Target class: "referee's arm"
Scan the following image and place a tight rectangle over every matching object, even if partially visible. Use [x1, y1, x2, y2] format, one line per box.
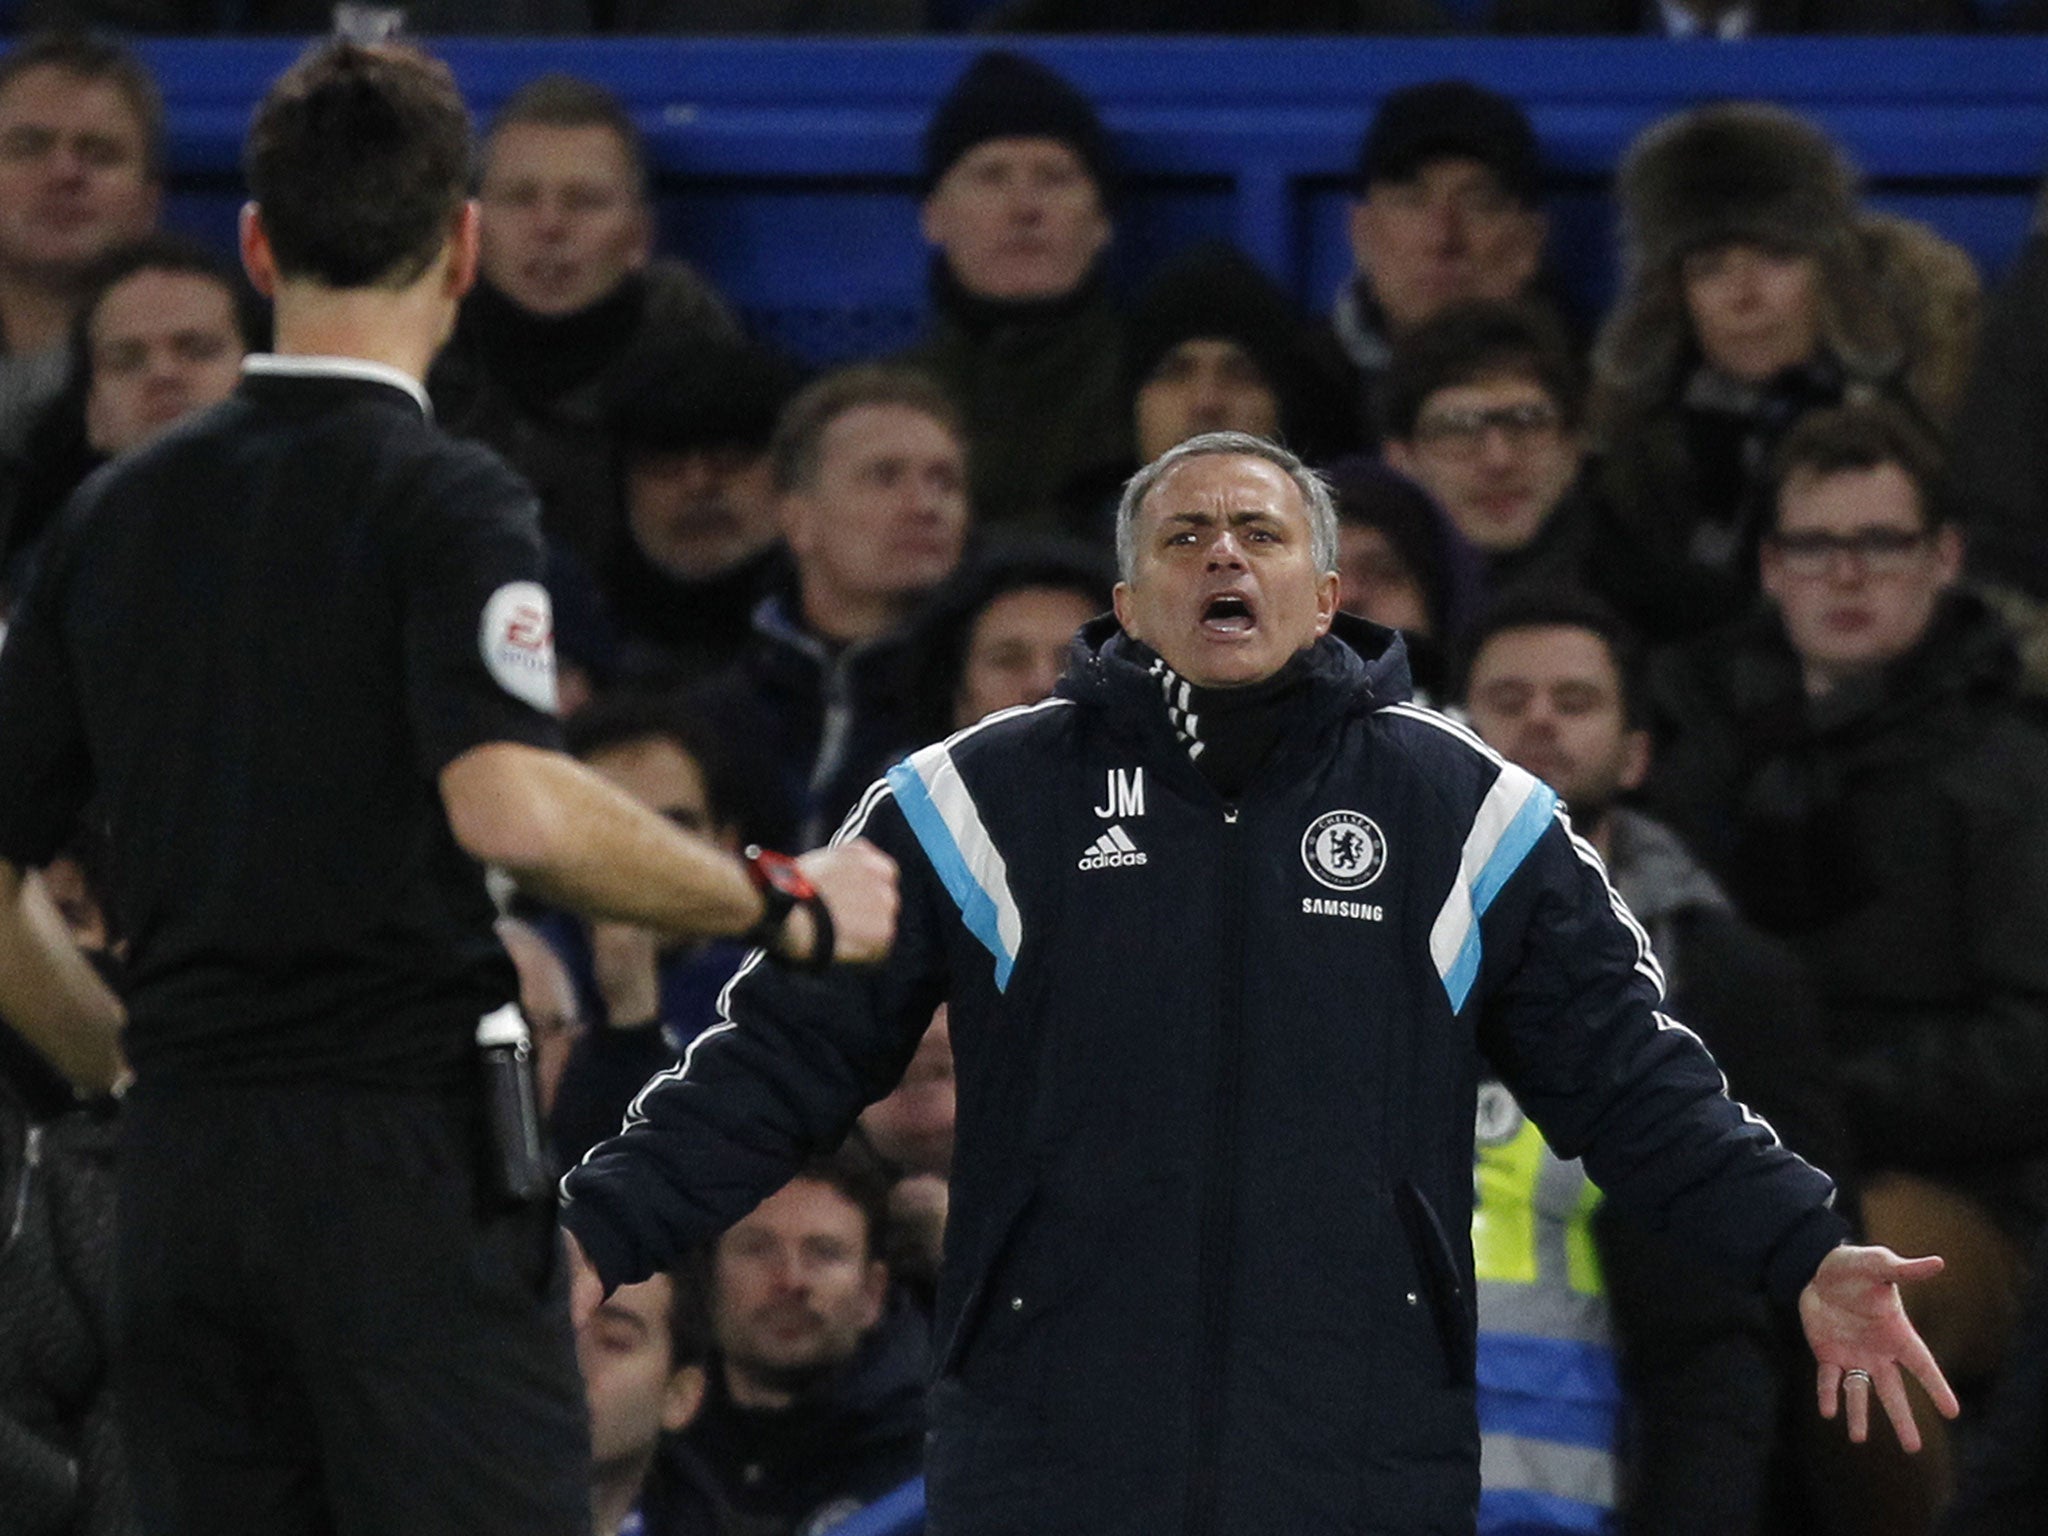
[0, 861, 126, 1094]
[439, 740, 898, 967]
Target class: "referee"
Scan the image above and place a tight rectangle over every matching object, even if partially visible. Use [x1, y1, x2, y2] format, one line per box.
[0, 42, 896, 1536]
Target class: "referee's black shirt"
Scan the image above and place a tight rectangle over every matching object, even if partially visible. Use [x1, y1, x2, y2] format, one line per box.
[0, 358, 564, 1090]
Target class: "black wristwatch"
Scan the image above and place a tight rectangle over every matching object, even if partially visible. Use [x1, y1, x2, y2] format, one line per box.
[739, 845, 835, 972]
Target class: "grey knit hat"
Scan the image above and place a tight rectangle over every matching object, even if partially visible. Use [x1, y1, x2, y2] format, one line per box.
[1617, 102, 1860, 278]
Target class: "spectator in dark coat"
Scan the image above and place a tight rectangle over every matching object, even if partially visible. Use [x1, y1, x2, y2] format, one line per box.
[0, 235, 260, 599]
[579, 1256, 730, 1536]
[1333, 81, 1564, 449]
[688, 366, 970, 851]
[1592, 103, 1979, 638]
[431, 75, 744, 575]
[894, 52, 1126, 537]
[687, 1150, 928, 1536]
[1379, 300, 1679, 643]
[1461, 585, 1849, 1536]
[1949, 183, 2048, 601]
[603, 338, 803, 688]
[1646, 403, 2048, 1517]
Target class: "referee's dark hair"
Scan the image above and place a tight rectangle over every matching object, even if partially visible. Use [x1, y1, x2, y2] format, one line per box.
[244, 42, 472, 290]
[0, 32, 165, 180]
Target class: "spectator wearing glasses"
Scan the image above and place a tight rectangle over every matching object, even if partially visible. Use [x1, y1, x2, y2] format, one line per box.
[1646, 402, 2048, 1518]
[1380, 300, 1659, 642]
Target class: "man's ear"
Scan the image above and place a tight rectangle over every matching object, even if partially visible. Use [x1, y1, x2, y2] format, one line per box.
[1312, 570, 1339, 640]
[446, 200, 481, 301]
[1111, 581, 1135, 636]
[1618, 727, 1652, 795]
[238, 203, 278, 299]
[662, 1363, 707, 1434]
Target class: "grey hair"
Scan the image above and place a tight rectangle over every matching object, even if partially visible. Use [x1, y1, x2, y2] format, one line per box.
[1113, 431, 1339, 584]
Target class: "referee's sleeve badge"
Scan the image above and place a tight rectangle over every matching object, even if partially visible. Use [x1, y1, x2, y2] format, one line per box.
[479, 581, 560, 715]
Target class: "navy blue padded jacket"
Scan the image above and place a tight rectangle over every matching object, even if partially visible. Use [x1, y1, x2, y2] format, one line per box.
[564, 614, 1846, 1536]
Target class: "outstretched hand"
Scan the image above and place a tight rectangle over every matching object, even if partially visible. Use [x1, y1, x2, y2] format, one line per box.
[1800, 1244, 1960, 1451]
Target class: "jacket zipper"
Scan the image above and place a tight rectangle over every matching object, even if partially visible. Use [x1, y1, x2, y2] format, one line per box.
[1186, 802, 1245, 1536]
[803, 655, 855, 850]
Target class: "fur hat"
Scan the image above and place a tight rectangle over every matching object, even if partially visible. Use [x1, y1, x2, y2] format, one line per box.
[922, 51, 1114, 200]
[1618, 102, 1860, 279]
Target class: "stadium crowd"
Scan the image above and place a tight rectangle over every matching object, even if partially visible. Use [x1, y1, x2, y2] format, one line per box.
[2, 21, 2048, 1536]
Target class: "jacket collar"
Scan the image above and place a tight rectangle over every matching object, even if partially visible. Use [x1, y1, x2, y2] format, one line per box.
[1058, 611, 1411, 764]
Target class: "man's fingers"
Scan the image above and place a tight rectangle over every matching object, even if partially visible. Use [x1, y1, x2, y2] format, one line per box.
[1845, 1370, 1871, 1444]
[1903, 1340, 1963, 1421]
[1816, 1362, 1842, 1421]
[1882, 1252, 1946, 1285]
[1874, 1367, 1923, 1454]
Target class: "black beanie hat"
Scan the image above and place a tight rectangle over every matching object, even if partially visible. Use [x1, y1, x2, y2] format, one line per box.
[607, 339, 804, 458]
[1127, 242, 1356, 460]
[922, 50, 1114, 199]
[1357, 80, 1542, 207]
[1128, 243, 1304, 403]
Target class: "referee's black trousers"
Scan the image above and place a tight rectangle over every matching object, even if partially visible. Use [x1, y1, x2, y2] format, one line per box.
[113, 1081, 591, 1536]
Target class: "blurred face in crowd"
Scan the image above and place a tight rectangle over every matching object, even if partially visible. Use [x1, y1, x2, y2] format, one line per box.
[922, 137, 1110, 303]
[0, 65, 157, 282]
[1134, 339, 1281, 464]
[84, 267, 246, 456]
[713, 1177, 886, 1403]
[859, 1008, 956, 1176]
[783, 402, 969, 642]
[1464, 623, 1649, 828]
[952, 585, 1097, 729]
[584, 733, 726, 848]
[1336, 522, 1431, 635]
[1384, 371, 1581, 553]
[1115, 453, 1337, 689]
[1761, 461, 1962, 695]
[1350, 159, 1545, 335]
[626, 444, 780, 582]
[582, 732, 734, 988]
[578, 1273, 704, 1474]
[1681, 242, 1821, 384]
[479, 122, 650, 317]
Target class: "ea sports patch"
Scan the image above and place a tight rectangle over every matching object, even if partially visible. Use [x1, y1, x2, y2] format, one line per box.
[479, 581, 559, 715]
[1301, 809, 1388, 892]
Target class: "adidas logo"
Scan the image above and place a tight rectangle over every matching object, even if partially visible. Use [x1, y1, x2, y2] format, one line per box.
[1079, 824, 1148, 871]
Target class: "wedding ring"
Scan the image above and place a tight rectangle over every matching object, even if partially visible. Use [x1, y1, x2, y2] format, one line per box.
[1844, 1369, 1874, 1389]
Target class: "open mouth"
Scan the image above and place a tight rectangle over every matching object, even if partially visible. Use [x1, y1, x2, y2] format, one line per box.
[1202, 593, 1256, 635]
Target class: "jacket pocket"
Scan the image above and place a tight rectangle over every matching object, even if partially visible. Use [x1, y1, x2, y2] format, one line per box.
[1395, 1178, 1475, 1386]
[937, 1184, 1041, 1381]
